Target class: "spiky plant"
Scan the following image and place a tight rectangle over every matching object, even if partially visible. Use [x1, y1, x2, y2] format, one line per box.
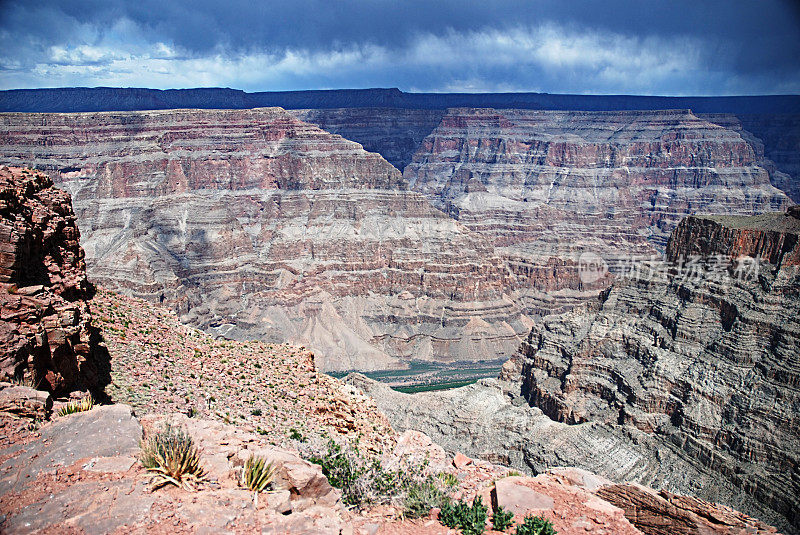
[139, 423, 206, 491]
[241, 454, 276, 493]
[57, 395, 94, 416]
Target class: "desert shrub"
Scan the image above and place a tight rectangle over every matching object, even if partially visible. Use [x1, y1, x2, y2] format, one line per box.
[140, 423, 206, 491]
[402, 475, 449, 518]
[492, 505, 515, 531]
[439, 496, 487, 535]
[288, 427, 305, 442]
[304, 437, 451, 514]
[57, 395, 94, 416]
[515, 514, 556, 535]
[240, 454, 275, 492]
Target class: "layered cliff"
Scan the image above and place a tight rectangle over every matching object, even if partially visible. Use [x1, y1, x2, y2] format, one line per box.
[405, 108, 791, 313]
[0, 108, 531, 370]
[513, 210, 800, 530]
[0, 166, 108, 394]
[349, 211, 800, 533]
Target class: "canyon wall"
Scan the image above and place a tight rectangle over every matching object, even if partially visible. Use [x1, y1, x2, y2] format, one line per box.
[404, 108, 791, 314]
[0, 166, 108, 394]
[349, 210, 800, 533]
[0, 108, 531, 371]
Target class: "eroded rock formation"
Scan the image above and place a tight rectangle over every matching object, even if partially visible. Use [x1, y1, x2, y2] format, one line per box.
[405, 108, 791, 314]
[348, 211, 800, 533]
[0, 166, 108, 394]
[0, 109, 531, 370]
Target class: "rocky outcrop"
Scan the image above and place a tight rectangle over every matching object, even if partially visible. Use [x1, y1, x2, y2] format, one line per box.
[0, 109, 531, 370]
[0, 405, 352, 534]
[511, 212, 799, 531]
[595, 483, 778, 535]
[290, 108, 445, 170]
[666, 211, 800, 265]
[405, 108, 791, 313]
[0, 166, 108, 394]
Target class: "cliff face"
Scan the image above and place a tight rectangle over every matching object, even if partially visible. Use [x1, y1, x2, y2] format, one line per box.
[701, 113, 800, 204]
[349, 211, 800, 533]
[405, 108, 791, 313]
[0, 166, 108, 394]
[0, 109, 531, 371]
[513, 211, 800, 531]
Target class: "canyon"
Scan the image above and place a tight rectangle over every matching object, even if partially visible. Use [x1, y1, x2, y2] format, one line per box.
[1, 103, 795, 371]
[0, 108, 532, 371]
[349, 209, 800, 533]
[0, 83, 797, 533]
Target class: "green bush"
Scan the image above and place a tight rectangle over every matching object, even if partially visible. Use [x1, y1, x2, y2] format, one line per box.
[492, 505, 515, 531]
[403, 475, 449, 518]
[515, 514, 556, 535]
[305, 438, 450, 514]
[439, 496, 487, 535]
[57, 395, 94, 416]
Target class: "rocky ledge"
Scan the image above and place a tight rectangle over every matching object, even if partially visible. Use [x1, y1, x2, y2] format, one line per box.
[0, 396, 777, 534]
[0, 166, 108, 394]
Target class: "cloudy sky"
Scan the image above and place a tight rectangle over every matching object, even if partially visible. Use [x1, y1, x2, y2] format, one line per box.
[1, 0, 799, 95]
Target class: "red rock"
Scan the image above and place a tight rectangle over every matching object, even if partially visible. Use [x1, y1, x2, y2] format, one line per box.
[0, 166, 108, 394]
[596, 483, 778, 535]
[493, 476, 555, 517]
[453, 452, 472, 469]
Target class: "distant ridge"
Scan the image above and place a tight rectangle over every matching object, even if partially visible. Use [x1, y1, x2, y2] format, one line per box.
[1, 86, 799, 114]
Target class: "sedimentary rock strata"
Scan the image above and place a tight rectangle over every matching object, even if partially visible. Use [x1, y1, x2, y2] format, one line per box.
[0, 108, 531, 370]
[349, 211, 800, 533]
[405, 108, 791, 313]
[0, 166, 108, 394]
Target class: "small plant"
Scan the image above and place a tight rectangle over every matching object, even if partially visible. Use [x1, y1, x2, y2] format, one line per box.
[515, 514, 556, 535]
[139, 423, 206, 491]
[439, 496, 487, 535]
[288, 428, 305, 442]
[438, 472, 459, 488]
[10, 371, 41, 389]
[57, 395, 94, 416]
[508, 470, 523, 477]
[251, 408, 262, 416]
[240, 454, 276, 492]
[492, 505, 515, 531]
[402, 475, 449, 518]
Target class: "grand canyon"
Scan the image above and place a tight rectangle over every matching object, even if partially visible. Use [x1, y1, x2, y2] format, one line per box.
[1, 84, 798, 534]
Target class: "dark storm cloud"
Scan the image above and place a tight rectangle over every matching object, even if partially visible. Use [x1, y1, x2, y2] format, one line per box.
[1, 0, 798, 94]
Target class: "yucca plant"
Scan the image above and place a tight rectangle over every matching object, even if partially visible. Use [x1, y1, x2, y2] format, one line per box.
[241, 454, 276, 493]
[57, 395, 94, 416]
[139, 423, 206, 491]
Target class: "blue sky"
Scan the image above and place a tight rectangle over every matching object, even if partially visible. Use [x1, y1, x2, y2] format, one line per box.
[1, 0, 799, 95]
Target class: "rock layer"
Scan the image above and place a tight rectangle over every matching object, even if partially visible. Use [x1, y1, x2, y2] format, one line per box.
[348, 212, 800, 533]
[511, 211, 800, 531]
[405, 108, 791, 313]
[0, 109, 531, 370]
[0, 166, 108, 393]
